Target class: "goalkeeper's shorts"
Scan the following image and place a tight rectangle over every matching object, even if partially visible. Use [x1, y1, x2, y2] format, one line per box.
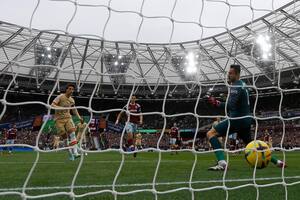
[214, 117, 252, 143]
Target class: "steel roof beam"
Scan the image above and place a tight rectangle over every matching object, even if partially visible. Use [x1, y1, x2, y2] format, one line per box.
[164, 47, 186, 80]
[0, 27, 24, 48]
[213, 37, 252, 76]
[197, 42, 226, 74]
[77, 39, 90, 84]
[1, 32, 42, 73]
[147, 46, 166, 80]
[261, 18, 300, 47]
[50, 34, 60, 46]
[280, 9, 300, 25]
[100, 40, 104, 84]
[53, 37, 75, 80]
[115, 42, 120, 55]
[131, 44, 145, 81]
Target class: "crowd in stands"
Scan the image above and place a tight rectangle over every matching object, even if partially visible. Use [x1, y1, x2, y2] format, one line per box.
[0, 93, 299, 151]
[0, 118, 299, 151]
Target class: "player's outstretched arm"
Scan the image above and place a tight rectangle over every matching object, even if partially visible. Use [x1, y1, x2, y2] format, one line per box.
[115, 111, 124, 125]
[139, 110, 143, 125]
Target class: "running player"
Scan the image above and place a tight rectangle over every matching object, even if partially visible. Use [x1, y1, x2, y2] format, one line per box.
[115, 95, 143, 157]
[51, 83, 82, 160]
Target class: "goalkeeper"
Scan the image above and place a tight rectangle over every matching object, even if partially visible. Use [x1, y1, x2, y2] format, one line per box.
[206, 64, 286, 170]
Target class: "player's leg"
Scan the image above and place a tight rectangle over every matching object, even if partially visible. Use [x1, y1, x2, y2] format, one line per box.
[239, 126, 287, 168]
[206, 120, 232, 170]
[76, 131, 83, 143]
[66, 120, 77, 146]
[132, 124, 138, 157]
[169, 138, 176, 154]
[6, 139, 13, 154]
[53, 136, 60, 150]
[264, 140, 286, 167]
[56, 119, 77, 160]
[66, 119, 80, 157]
[125, 122, 134, 152]
[175, 138, 181, 154]
[81, 133, 88, 155]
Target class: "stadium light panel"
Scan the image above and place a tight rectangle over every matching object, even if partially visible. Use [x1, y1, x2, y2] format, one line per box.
[256, 34, 272, 60]
[185, 51, 197, 74]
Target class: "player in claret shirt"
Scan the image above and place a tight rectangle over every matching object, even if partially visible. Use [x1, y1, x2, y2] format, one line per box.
[6, 124, 17, 154]
[115, 95, 143, 157]
[169, 123, 180, 154]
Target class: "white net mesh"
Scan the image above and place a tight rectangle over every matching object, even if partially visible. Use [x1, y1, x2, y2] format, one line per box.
[0, 0, 300, 199]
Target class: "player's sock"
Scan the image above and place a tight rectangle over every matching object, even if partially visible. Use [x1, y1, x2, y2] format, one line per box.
[69, 132, 77, 145]
[66, 139, 74, 160]
[270, 156, 287, 168]
[209, 136, 225, 161]
[271, 156, 278, 165]
[73, 146, 79, 156]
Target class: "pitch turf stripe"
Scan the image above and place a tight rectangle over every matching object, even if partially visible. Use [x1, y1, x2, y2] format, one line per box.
[1, 176, 300, 191]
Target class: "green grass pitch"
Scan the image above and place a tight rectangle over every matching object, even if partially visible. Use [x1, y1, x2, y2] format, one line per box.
[0, 150, 299, 200]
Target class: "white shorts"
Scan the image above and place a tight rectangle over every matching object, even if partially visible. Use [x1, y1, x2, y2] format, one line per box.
[6, 139, 15, 144]
[169, 138, 176, 145]
[125, 122, 137, 133]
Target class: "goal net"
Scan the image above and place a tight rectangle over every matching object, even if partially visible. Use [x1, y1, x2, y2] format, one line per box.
[0, 0, 299, 199]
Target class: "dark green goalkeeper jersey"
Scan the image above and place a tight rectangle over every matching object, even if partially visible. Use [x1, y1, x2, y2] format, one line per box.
[214, 79, 252, 142]
[220, 80, 250, 118]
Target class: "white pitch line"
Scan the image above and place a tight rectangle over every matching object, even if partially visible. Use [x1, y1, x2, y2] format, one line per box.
[1, 176, 300, 192]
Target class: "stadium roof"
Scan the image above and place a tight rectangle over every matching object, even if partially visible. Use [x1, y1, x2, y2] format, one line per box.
[0, 1, 299, 95]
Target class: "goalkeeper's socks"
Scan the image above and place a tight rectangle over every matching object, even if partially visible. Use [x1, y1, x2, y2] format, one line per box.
[271, 156, 278, 165]
[209, 136, 225, 161]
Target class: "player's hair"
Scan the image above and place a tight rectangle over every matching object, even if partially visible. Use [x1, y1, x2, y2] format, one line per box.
[65, 83, 75, 91]
[230, 64, 241, 75]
